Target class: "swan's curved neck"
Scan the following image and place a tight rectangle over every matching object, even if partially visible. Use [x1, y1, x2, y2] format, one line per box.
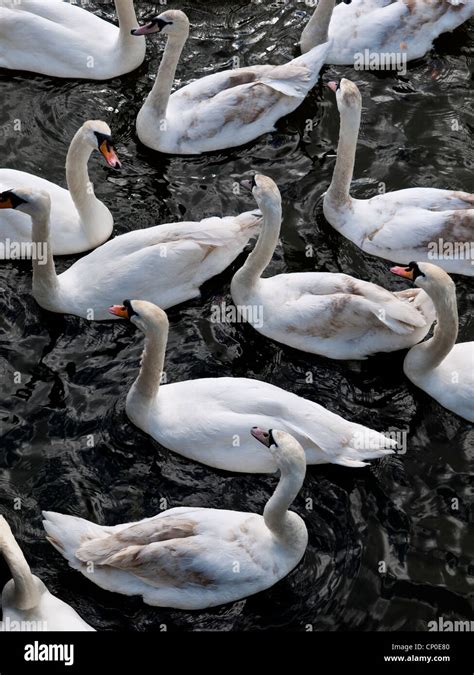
[128, 318, 168, 417]
[264, 467, 303, 539]
[65, 130, 102, 239]
[30, 208, 60, 307]
[233, 197, 281, 290]
[406, 282, 458, 373]
[326, 104, 360, 206]
[1, 528, 40, 610]
[146, 31, 189, 120]
[115, 0, 141, 47]
[301, 0, 335, 49]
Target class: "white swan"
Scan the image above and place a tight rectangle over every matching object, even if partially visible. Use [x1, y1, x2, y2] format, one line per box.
[108, 298, 396, 470]
[0, 187, 262, 319]
[0, 515, 94, 631]
[130, 9, 331, 154]
[43, 429, 308, 610]
[391, 262, 474, 422]
[300, 0, 474, 62]
[0, 121, 120, 257]
[323, 79, 474, 276]
[231, 174, 436, 359]
[0, 0, 145, 79]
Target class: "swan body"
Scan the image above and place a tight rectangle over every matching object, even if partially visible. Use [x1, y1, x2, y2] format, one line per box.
[131, 10, 331, 154]
[392, 262, 474, 422]
[43, 429, 308, 610]
[301, 0, 474, 62]
[109, 299, 396, 471]
[0, 516, 94, 631]
[231, 175, 436, 359]
[0, 0, 145, 79]
[323, 79, 474, 276]
[0, 121, 120, 257]
[0, 188, 261, 319]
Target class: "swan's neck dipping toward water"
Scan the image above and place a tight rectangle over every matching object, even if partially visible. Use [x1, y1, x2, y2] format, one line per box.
[30, 201, 60, 308]
[405, 279, 458, 374]
[0, 520, 40, 611]
[145, 29, 189, 121]
[301, 0, 335, 52]
[115, 0, 141, 48]
[127, 312, 168, 423]
[326, 98, 361, 207]
[232, 193, 282, 292]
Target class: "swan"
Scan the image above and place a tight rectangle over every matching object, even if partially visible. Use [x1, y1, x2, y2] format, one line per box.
[0, 515, 94, 631]
[42, 429, 308, 610]
[0, 121, 121, 258]
[0, 0, 145, 79]
[391, 262, 474, 422]
[130, 9, 331, 154]
[0, 187, 262, 319]
[300, 0, 474, 62]
[231, 174, 436, 359]
[108, 298, 396, 470]
[323, 79, 474, 276]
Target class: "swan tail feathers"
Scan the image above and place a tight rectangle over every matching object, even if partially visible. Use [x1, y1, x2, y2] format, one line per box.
[42, 511, 106, 567]
[261, 41, 331, 97]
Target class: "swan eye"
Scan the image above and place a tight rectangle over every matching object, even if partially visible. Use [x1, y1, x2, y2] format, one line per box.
[268, 430, 278, 448]
[251, 176, 257, 189]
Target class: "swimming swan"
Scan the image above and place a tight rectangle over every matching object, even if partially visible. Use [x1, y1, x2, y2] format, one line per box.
[0, 0, 145, 79]
[300, 0, 474, 63]
[391, 262, 474, 422]
[231, 174, 436, 359]
[108, 298, 396, 470]
[43, 429, 308, 610]
[131, 9, 331, 154]
[0, 515, 94, 631]
[323, 79, 474, 276]
[0, 187, 262, 319]
[0, 121, 120, 257]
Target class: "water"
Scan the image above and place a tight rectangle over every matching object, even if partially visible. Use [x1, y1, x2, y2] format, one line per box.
[0, 0, 472, 631]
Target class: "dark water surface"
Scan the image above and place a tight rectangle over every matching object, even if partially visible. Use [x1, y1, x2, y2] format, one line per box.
[0, 1, 473, 631]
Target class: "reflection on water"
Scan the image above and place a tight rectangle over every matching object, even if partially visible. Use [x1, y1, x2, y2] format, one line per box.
[0, 1, 472, 630]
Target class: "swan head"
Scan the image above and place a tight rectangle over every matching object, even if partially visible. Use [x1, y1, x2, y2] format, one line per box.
[327, 78, 362, 116]
[80, 120, 121, 169]
[0, 188, 51, 218]
[391, 262, 456, 296]
[242, 174, 281, 213]
[251, 427, 306, 476]
[109, 299, 169, 332]
[131, 10, 190, 38]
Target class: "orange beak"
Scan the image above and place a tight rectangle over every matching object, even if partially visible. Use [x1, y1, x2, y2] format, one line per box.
[109, 304, 129, 319]
[391, 266, 414, 280]
[0, 196, 14, 209]
[99, 140, 121, 169]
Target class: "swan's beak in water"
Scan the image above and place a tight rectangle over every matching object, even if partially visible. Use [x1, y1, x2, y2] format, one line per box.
[109, 304, 129, 319]
[251, 427, 276, 448]
[326, 81, 339, 93]
[99, 140, 121, 169]
[391, 266, 414, 280]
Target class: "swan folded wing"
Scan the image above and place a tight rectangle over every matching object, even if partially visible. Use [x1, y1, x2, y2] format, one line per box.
[281, 291, 424, 338]
[75, 516, 199, 565]
[171, 82, 288, 142]
[76, 523, 260, 589]
[358, 200, 474, 252]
